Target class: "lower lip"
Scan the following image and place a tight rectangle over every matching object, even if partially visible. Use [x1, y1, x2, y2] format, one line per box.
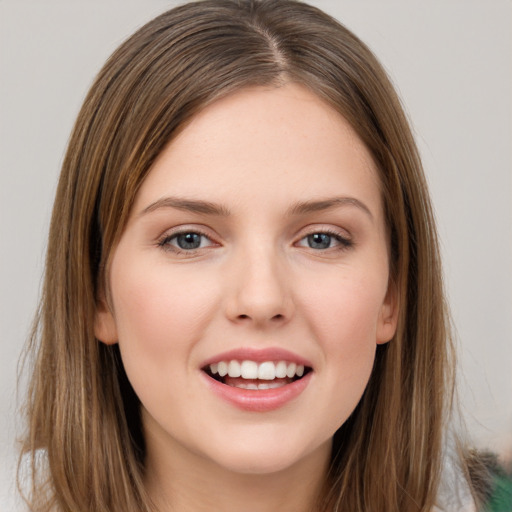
[201, 372, 312, 412]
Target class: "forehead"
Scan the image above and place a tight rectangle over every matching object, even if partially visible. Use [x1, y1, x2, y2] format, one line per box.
[132, 83, 382, 219]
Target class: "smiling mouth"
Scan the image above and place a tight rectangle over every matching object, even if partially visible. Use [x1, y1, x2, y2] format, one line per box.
[203, 360, 312, 390]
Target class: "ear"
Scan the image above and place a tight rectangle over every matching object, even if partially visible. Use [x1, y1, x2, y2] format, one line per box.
[94, 295, 118, 345]
[376, 280, 399, 345]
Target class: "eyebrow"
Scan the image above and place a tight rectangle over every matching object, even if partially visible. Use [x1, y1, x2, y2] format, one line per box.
[140, 197, 231, 217]
[287, 197, 374, 221]
[139, 195, 373, 220]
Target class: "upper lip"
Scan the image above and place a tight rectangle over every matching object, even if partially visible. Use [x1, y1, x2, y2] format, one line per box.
[200, 347, 313, 369]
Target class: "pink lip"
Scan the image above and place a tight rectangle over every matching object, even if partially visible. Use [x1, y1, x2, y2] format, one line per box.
[200, 347, 313, 367]
[200, 347, 313, 412]
[201, 371, 312, 412]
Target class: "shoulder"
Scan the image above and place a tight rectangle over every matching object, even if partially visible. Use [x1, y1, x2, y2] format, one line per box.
[472, 452, 512, 512]
[486, 472, 512, 511]
[434, 430, 497, 512]
[437, 447, 512, 512]
[434, 444, 477, 512]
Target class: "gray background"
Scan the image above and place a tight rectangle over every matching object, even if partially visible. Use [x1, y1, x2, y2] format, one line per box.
[1, 1, 511, 509]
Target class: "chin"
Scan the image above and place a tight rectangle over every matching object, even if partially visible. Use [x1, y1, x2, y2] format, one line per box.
[214, 455, 302, 476]
[202, 434, 329, 477]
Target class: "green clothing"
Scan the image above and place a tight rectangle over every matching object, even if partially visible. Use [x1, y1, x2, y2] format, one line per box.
[484, 472, 512, 512]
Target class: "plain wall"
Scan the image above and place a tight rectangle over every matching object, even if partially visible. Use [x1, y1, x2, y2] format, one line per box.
[1, 1, 511, 509]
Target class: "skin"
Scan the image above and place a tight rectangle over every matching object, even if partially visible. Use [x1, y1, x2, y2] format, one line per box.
[95, 83, 398, 512]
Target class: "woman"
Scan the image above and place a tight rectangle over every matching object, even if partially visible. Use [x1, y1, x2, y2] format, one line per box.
[18, 1, 500, 510]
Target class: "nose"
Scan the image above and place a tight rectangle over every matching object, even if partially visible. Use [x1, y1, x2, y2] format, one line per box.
[224, 245, 294, 327]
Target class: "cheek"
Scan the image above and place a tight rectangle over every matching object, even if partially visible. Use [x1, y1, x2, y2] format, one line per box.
[110, 258, 220, 362]
[296, 267, 387, 405]
[108, 258, 224, 419]
[301, 270, 387, 346]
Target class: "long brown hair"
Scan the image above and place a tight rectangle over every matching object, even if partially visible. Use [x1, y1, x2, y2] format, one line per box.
[20, 1, 459, 510]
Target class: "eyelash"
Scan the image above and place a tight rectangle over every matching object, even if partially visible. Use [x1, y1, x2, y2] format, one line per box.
[298, 229, 353, 251]
[157, 228, 353, 255]
[157, 228, 215, 255]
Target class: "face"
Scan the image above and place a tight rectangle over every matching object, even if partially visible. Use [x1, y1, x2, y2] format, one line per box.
[95, 83, 398, 479]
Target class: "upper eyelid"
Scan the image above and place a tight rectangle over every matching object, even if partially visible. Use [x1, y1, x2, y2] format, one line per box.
[157, 225, 216, 240]
[295, 224, 352, 239]
[162, 230, 213, 243]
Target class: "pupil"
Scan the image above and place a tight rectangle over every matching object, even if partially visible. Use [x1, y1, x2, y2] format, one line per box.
[177, 233, 201, 249]
[308, 233, 331, 249]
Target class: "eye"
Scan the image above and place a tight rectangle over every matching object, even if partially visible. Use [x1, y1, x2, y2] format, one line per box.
[158, 230, 215, 253]
[296, 231, 352, 250]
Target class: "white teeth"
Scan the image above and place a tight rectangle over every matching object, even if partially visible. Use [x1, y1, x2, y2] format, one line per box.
[208, 360, 307, 380]
[217, 361, 228, 377]
[231, 381, 287, 390]
[240, 360, 258, 379]
[228, 360, 241, 378]
[255, 381, 285, 390]
[286, 362, 297, 378]
[275, 361, 288, 378]
[258, 361, 276, 380]
[261, 381, 284, 389]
